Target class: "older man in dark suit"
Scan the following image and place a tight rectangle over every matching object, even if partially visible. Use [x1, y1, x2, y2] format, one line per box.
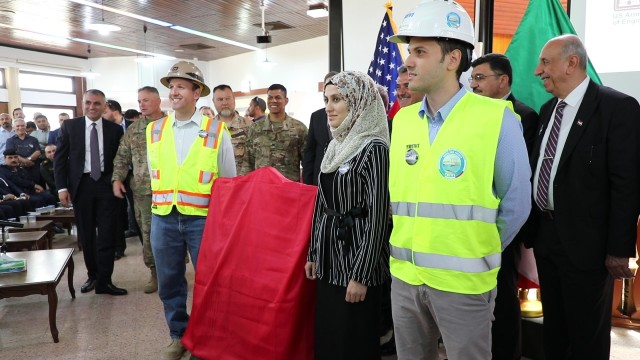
[528, 34, 640, 359]
[54, 89, 126, 296]
[470, 53, 540, 360]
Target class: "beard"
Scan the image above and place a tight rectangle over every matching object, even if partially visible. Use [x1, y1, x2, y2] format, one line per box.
[220, 109, 233, 117]
[1, 123, 10, 130]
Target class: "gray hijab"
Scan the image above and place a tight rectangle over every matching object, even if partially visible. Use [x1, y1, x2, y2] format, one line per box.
[320, 71, 390, 174]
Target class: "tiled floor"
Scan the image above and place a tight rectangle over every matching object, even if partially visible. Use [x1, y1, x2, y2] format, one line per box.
[1, 232, 639, 360]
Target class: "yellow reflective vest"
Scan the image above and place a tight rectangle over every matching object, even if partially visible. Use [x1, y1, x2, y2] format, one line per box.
[389, 92, 511, 294]
[146, 113, 227, 216]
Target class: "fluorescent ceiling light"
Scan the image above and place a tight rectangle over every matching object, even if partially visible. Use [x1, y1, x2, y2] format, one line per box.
[170, 26, 260, 51]
[87, 23, 121, 35]
[69, 0, 258, 51]
[72, 38, 176, 60]
[307, 3, 328, 18]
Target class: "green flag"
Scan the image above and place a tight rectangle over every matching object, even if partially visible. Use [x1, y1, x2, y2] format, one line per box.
[505, 0, 601, 112]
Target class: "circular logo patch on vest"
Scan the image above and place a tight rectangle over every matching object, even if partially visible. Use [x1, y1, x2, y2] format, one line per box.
[446, 12, 461, 29]
[439, 149, 466, 179]
[405, 149, 419, 165]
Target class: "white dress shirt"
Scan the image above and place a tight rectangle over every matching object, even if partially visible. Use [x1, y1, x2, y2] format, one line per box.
[84, 117, 105, 173]
[533, 76, 590, 210]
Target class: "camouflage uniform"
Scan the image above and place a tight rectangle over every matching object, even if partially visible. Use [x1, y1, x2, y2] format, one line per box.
[240, 114, 308, 181]
[214, 112, 252, 174]
[112, 113, 165, 270]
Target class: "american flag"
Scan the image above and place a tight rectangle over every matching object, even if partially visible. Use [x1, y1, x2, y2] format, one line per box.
[367, 4, 403, 116]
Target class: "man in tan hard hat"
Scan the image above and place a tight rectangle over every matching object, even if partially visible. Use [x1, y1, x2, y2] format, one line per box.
[388, 1, 531, 359]
[146, 61, 236, 360]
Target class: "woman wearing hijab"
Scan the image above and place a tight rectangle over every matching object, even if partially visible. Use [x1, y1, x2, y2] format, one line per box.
[305, 71, 390, 359]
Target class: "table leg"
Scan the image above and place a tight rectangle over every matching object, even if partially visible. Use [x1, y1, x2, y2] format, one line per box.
[68, 256, 76, 299]
[47, 285, 59, 343]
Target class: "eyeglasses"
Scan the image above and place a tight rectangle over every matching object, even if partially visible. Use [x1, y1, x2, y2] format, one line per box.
[468, 73, 504, 82]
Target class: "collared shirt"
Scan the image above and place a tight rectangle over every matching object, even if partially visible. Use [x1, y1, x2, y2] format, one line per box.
[533, 76, 590, 210]
[170, 109, 236, 177]
[0, 128, 14, 165]
[6, 134, 41, 159]
[418, 85, 531, 249]
[32, 129, 49, 148]
[84, 116, 105, 173]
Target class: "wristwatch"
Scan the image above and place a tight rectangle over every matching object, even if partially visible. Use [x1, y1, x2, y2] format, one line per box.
[27, 156, 32, 161]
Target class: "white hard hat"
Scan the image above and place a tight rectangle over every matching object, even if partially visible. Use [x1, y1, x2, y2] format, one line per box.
[160, 61, 211, 97]
[390, 0, 475, 48]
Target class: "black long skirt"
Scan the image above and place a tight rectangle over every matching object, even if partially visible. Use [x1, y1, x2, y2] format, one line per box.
[315, 278, 381, 360]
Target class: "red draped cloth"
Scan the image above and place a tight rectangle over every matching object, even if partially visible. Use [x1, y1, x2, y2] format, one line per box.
[182, 167, 317, 360]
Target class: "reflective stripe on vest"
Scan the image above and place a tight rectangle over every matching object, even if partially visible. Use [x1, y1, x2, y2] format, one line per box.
[177, 190, 210, 208]
[391, 201, 498, 223]
[152, 191, 173, 205]
[199, 171, 214, 184]
[202, 119, 223, 149]
[150, 118, 167, 143]
[390, 244, 501, 273]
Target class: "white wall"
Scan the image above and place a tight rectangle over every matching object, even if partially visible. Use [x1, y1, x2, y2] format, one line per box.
[343, 0, 419, 72]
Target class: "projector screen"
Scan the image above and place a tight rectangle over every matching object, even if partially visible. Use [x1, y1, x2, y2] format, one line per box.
[573, 0, 640, 100]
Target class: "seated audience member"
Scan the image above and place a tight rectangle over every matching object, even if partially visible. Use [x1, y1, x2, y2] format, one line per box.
[0, 149, 56, 209]
[40, 144, 58, 198]
[0, 175, 34, 216]
[6, 119, 42, 184]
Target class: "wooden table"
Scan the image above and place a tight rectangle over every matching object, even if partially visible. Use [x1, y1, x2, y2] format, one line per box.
[37, 210, 78, 249]
[8, 220, 54, 249]
[0, 248, 75, 343]
[2, 231, 49, 251]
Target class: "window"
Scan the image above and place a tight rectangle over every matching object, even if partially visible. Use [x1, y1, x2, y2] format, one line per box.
[21, 105, 75, 131]
[0, 68, 5, 88]
[18, 71, 74, 93]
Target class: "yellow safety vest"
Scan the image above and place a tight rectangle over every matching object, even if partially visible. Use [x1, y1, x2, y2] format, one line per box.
[146, 114, 226, 216]
[389, 92, 510, 294]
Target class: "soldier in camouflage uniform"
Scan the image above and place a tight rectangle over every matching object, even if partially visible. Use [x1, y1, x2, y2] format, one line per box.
[212, 85, 253, 174]
[112, 86, 165, 294]
[240, 83, 308, 181]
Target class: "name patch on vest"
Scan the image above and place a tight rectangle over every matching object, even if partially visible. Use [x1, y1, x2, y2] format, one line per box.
[439, 149, 466, 179]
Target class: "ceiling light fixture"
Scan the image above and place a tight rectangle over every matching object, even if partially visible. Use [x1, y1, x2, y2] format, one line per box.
[0, 22, 175, 60]
[80, 45, 100, 78]
[87, 0, 121, 35]
[69, 0, 259, 51]
[307, 3, 328, 18]
[134, 24, 155, 63]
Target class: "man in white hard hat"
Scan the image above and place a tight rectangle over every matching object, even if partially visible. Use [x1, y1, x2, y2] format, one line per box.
[146, 61, 235, 360]
[388, 1, 531, 359]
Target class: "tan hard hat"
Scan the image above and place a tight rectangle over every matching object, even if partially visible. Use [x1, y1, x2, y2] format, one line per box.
[160, 61, 211, 97]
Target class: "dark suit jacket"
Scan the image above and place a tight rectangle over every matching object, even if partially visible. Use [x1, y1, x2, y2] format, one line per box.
[302, 108, 331, 185]
[48, 129, 60, 146]
[54, 116, 124, 202]
[526, 80, 640, 269]
[507, 93, 540, 155]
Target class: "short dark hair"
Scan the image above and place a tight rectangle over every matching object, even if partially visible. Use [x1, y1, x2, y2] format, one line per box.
[12, 108, 22, 116]
[26, 121, 37, 130]
[435, 38, 473, 79]
[85, 89, 106, 100]
[471, 53, 513, 86]
[268, 83, 287, 97]
[138, 86, 159, 95]
[251, 97, 267, 112]
[398, 65, 408, 74]
[212, 84, 233, 93]
[106, 99, 122, 113]
[124, 109, 140, 120]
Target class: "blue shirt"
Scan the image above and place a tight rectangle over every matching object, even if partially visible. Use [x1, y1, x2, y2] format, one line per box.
[419, 86, 531, 249]
[0, 128, 15, 165]
[6, 134, 42, 159]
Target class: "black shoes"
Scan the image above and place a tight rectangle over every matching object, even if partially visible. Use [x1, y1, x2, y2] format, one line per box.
[114, 251, 125, 260]
[80, 278, 96, 293]
[95, 283, 128, 296]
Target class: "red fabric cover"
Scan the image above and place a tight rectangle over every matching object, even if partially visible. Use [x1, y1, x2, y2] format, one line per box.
[182, 167, 317, 360]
